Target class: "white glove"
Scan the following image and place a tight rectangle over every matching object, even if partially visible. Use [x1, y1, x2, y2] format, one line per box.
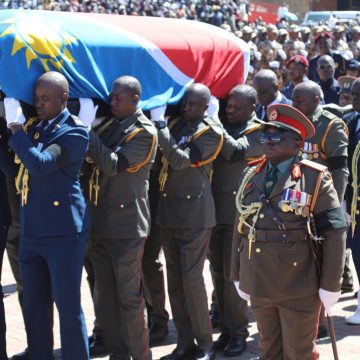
[207, 95, 219, 121]
[233, 281, 250, 302]
[319, 288, 341, 316]
[4, 98, 26, 127]
[150, 105, 167, 123]
[78, 98, 98, 127]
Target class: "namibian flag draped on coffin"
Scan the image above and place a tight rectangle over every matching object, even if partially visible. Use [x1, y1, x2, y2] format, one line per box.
[0, 10, 250, 110]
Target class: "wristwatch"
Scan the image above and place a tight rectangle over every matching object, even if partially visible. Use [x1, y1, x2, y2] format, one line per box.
[155, 120, 167, 130]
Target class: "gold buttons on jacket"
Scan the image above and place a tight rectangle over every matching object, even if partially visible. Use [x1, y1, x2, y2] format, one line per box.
[187, 195, 191, 199]
[120, 204, 124, 208]
[357, 210, 360, 215]
[255, 248, 261, 253]
[259, 214, 264, 219]
[233, 191, 237, 195]
[53, 201, 59, 206]
[163, 193, 167, 197]
[358, 196, 360, 200]
[293, 262, 298, 267]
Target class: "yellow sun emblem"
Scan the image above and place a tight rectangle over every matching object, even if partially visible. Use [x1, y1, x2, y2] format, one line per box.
[0, 13, 77, 71]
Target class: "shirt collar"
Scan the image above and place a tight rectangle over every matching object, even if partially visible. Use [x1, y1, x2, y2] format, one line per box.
[38, 108, 67, 128]
[269, 156, 295, 176]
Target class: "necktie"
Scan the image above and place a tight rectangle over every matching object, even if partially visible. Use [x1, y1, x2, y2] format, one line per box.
[265, 165, 278, 197]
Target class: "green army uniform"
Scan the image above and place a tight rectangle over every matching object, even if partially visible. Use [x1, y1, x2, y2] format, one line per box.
[85, 108, 157, 360]
[156, 115, 223, 353]
[299, 105, 349, 201]
[209, 113, 263, 342]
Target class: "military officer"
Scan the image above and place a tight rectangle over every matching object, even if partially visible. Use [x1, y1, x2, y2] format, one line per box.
[84, 76, 157, 360]
[209, 85, 263, 357]
[231, 103, 347, 359]
[2, 72, 90, 360]
[292, 81, 349, 201]
[309, 32, 348, 82]
[154, 83, 223, 360]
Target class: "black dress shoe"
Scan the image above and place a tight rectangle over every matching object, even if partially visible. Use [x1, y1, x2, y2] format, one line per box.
[89, 335, 109, 358]
[10, 349, 29, 360]
[213, 333, 230, 350]
[149, 323, 169, 346]
[195, 349, 215, 360]
[160, 346, 197, 360]
[223, 337, 247, 357]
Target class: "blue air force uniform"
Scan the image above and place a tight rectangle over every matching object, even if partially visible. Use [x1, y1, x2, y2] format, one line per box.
[2, 109, 90, 360]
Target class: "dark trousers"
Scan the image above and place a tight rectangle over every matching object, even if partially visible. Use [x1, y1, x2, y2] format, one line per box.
[84, 253, 103, 338]
[208, 224, 249, 339]
[348, 224, 360, 283]
[20, 233, 89, 360]
[251, 295, 320, 360]
[161, 227, 213, 352]
[6, 225, 22, 306]
[142, 222, 169, 328]
[87, 236, 150, 360]
[0, 225, 8, 360]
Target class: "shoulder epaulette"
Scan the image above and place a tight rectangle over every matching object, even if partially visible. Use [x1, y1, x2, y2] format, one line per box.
[321, 109, 339, 121]
[300, 159, 328, 172]
[243, 123, 261, 136]
[203, 117, 223, 136]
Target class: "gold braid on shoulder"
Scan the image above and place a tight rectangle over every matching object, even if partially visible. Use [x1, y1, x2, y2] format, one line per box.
[351, 142, 360, 235]
[15, 117, 38, 206]
[235, 165, 263, 259]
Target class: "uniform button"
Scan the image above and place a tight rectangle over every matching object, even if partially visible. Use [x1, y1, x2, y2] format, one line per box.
[187, 195, 191, 199]
[163, 193, 167, 197]
[233, 191, 237, 195]
[256, 248, 261, 253]
[358, 196, 360, 200]
[259, 213, 264, 219]
[357, 210, 360, 215]
[120, 204, 124, 208]
[293, 262, 298, 267]
[53, 201, 59, 206]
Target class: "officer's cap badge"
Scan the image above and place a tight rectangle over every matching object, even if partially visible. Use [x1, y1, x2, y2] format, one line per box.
[269, 109, 278, 121]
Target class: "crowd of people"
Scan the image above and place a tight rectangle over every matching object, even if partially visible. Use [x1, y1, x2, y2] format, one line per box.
[0, 3, 360, 360]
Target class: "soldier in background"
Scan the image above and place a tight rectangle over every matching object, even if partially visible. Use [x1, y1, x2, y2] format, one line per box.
[349, 26, 360, 60]
[209, 85, 263, 357]
[333, 25, 349, 52]
[155, 83, 223, 360]
[338, 76, 356, 107]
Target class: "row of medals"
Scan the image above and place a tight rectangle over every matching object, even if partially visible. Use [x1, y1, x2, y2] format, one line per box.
[298, 143, 320, 161]
[278, 189, 312, 217]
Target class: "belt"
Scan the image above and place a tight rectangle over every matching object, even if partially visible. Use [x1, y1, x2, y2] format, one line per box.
[242, 228, 308, 243]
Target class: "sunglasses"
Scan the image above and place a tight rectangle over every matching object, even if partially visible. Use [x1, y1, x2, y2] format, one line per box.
[261, 132, 299, 144]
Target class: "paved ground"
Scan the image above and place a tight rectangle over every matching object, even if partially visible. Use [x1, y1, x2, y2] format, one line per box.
[3, 251, 360, 360]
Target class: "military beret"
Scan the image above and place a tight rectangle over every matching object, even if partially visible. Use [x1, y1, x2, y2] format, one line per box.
[314, 31, 333, 43]
[286, 54, 309, 68]
[263, 104, 315, 141]
[338, 76, 356, 94]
